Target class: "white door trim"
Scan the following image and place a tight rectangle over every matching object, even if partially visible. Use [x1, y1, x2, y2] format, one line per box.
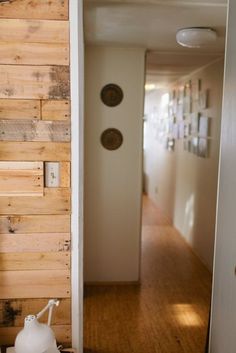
[70, 0, 84, 352]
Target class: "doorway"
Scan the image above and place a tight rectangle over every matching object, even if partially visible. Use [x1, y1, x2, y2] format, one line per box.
[83, 1, 227, 352]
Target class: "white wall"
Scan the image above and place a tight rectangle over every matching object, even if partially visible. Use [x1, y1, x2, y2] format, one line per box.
[84, 46, 145, 282]
[210, 1, 236, 351]
[144, 58, 224, 271]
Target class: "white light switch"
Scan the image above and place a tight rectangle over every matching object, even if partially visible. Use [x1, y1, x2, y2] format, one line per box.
[45, 162, 60, 187]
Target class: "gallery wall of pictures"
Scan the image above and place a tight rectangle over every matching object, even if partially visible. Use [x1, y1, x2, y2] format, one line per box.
[156, 78, 210, 158]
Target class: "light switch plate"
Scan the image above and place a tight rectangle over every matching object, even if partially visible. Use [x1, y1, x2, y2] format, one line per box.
[45, 162, 60, 187]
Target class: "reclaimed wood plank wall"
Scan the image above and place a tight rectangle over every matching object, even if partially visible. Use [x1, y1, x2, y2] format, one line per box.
[0, 0, 71, 347]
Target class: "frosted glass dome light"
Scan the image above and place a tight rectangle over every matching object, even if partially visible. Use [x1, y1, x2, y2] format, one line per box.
[176, 27, 217, 48]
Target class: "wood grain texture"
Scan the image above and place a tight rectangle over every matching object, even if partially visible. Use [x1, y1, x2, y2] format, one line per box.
[0, 325, 71, 345]
[0, 0, 69, 20]
[0, 215, 70, 234]
[0, 19, 69, 43]
[84, 196, 212, 353]
[0, 120, 70, 142]
[0, 141, 70, 161]
[0, 65, 70, 100]
[0, 270, 70, 299]
[0, 161, 43, 196]
[0, 252, 70, 271]
[0, 188, 70, 215]
[0, 42, 69, 65]
[42, 100, 70, 121]
[61, 162, 70, 187]
[0, 99, 40, 120]
[0, 233, 70, 253]
[0, 298, 71, 327]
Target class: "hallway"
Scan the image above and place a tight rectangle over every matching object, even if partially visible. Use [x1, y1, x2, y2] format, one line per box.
[84, 196, 212, 353]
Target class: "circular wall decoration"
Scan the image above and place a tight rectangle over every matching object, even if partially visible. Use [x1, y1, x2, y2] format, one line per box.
[100, 84, 123, 107]
[101, 128, 123, 150]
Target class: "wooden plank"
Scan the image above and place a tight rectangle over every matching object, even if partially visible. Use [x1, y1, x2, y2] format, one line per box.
[0, 215, 70, 234]
[0, 233, 70, 253]
[0, 270, 71, 299]
[0, 188, 70, 215]
[0, 171, 44, 196]
[0, 325, 71, 345]
[0, 99, 40, 120]
[0, 298, 71, 327]
[0, 42, 69, 65]
[42, 100, 70, 121]
[0, 252, 70, 271]
[0, 162, 43, 196]
[61, 162, 70, 187]
[0, 19, 69, 43]
[0, 120, 70, 142]
[0, 65, 70, 100]
[0, 142, 70, 161]
[0, 162, 43, 170]
[0, 0, 69, 21]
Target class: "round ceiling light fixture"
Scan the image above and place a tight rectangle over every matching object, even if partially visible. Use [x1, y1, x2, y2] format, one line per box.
[176, 27, 217, 48]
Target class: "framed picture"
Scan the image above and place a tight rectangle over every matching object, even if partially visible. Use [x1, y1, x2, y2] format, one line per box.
[191, 137, 198, 154]
[199, 89, 209, 110]
[199, 116, 210, 137]
[184, 123, 190, 138]
[190, 112, 200, 134]
[183, 96, 192, 115]
[192, 78, 201, 101]
[198, 138, 209, 158]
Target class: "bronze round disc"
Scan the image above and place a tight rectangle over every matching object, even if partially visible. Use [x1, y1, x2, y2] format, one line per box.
[101, 128, 123, 150]
[100, 84, 123, 107]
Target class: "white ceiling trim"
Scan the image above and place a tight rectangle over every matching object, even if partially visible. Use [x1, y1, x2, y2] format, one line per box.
[85, 0, 227, 7]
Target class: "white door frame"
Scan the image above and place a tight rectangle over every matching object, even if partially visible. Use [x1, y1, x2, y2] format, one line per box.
[70, 0, 84, 352]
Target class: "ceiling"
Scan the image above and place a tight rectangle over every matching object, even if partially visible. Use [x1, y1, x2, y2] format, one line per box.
[84, 0, 227, 85]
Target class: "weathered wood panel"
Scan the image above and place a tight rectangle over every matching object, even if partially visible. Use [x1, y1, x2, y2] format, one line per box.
[0, 161, 44, 196]
[0, 252, 70, 271]
[0, 120, 71, 142]
[0, 325, 71, 345]
[0, 298, 71, 327]
[0, 188, 70, 215]
[0, 0, 68, 20]
[0, 65, 70, 100]
[0, 215, 70, 234]
[42, 100, 70, 120]
[0, 270, 71, 299]
[0, 233, 71, 253]
[0, 99, 40, 120]
[0, 42, 69, 65]
[0, 141, 70, 161]
[61, 162, 71, 187]
[0, 19, 69, 43]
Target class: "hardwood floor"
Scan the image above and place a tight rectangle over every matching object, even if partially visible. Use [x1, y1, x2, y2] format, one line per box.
[84, 196, 212, 353]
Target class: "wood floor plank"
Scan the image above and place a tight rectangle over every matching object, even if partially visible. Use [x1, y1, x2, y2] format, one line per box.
[84, 196, 212, 353]
[0, 0, 69, 20]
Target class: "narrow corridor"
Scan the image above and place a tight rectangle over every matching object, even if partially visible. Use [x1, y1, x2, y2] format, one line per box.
[84, 196, 212, 353]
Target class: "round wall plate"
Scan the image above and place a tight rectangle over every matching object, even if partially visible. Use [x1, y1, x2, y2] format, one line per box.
[101, 128, 123, 150]
[100, 84, 123, 107]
